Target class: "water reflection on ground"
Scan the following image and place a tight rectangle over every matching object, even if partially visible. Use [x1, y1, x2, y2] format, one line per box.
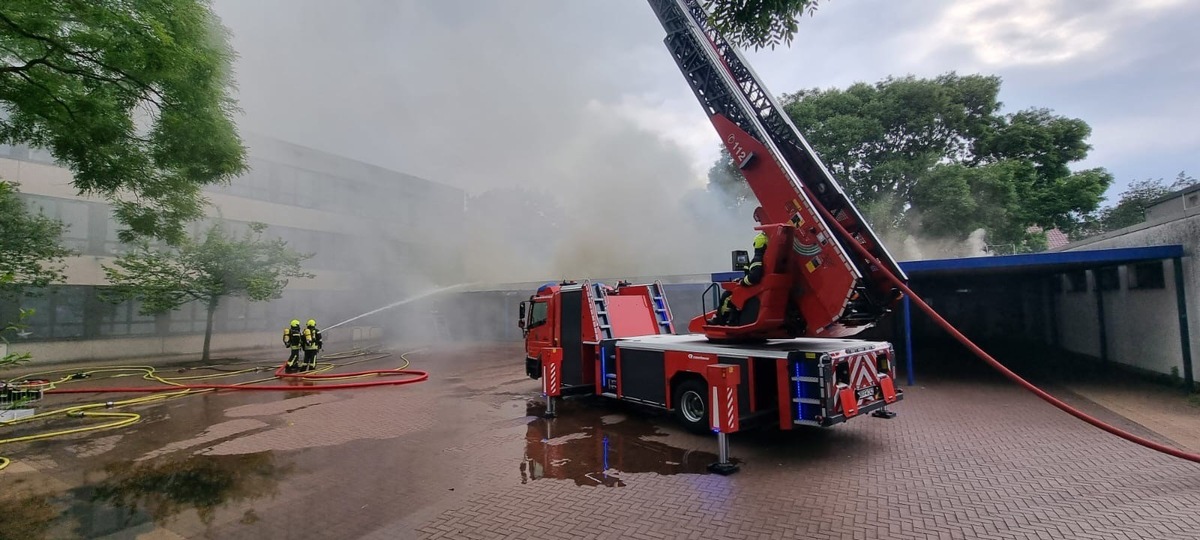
[520, 399, 719, 487]
[0, 451, 292, 539]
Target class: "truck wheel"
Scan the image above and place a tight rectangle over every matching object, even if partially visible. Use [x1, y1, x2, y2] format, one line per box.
[673, 379, 709, 435]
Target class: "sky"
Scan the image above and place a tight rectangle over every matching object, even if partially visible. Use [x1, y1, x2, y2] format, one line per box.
[210, 0, 1200, 206]
[168, 1, 1200, 334]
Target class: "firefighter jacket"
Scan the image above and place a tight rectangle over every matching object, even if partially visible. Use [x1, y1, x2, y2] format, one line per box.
[740, 232, 768, 286]
[284, 326, 303, 349]
[303, 326, 323, 351]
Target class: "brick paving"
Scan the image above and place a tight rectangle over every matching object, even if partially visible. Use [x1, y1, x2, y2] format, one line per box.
[4, 343, 1199, 539]
[398, 349, 1200, 540]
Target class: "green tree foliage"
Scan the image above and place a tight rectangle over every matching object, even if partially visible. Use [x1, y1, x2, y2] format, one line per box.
[1086, 171, 1197, 233]
[706, 73, 1111, 251]
[704, 0, 824, 49]
[1, 286, 36, 370]
[0, 0, 246, 244]
[707, 148, 754, 209]
[0, 181, 71, 296]
[0, 181, 71, 369]
[102, 222, 313, 362]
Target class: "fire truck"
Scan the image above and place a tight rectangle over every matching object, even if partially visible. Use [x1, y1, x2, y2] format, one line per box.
[519, 0, 906, 435]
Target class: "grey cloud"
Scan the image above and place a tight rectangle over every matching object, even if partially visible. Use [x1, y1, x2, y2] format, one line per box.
[211, 0, 755, 283]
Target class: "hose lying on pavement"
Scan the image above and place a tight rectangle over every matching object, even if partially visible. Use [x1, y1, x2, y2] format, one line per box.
[0, 348, 429, 471]
[806, 189, 1200, 465]
[38, 350, 427, 394]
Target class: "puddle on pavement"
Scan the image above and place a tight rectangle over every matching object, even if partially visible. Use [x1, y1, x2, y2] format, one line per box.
[519, 399, 720, 487]
[1, 451, 294, 539]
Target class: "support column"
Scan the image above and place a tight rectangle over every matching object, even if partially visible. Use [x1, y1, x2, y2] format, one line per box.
[1047, 277, 1060, 348]
[1173, 257, 1194, 391]
[542, 348, 563, 418]
[1094, 270, 1108, 363]
[904, 294, 915, 386]
[706, 363, 741, 475]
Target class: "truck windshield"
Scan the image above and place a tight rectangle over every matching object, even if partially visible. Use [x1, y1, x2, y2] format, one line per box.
[529, 301, 548, 328]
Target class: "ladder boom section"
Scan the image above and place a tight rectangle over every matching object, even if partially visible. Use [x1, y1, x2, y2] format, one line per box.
[646, 0, 906, 333]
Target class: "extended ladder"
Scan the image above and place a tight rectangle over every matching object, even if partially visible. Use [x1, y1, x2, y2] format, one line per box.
[648, 281, 674, 334]
[588, 282, 614, 341]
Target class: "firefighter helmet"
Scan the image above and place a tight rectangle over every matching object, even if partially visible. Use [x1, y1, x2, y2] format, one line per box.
[307, 319, 316, 327]
[753, 231, 768, 250]
[290, 319, 300, 327]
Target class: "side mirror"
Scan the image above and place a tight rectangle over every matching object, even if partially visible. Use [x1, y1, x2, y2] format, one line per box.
[732, 250, 749, 271]
[518, 320, 526, 329]
[518, 301, 527, 322]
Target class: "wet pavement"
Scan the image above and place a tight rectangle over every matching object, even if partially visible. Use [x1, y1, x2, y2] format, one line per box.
[1, 343, 1199, 539]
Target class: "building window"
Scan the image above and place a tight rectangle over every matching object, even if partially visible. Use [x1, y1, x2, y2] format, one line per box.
[1094, 267, 1120, 291]
[99, 298, 157, 337]
[220, 296, 249, 332]
[1064, 270, 1087, 293]
[22, 195, 92, 254]
[19, 287, 87, 339]
[168, 301, 210, 334]
[1129, 261, 1166, 290]
[246, 300, 271, 331]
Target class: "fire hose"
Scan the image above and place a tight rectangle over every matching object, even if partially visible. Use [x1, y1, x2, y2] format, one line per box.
[807, 192, 1200, 464]
[0, 348, 428, 470]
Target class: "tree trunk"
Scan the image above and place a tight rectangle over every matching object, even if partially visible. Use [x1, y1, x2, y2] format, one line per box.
[202, 296, 218, 363]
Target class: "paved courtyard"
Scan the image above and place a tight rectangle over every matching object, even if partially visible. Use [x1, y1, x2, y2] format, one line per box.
[2, 343, 1199, 539]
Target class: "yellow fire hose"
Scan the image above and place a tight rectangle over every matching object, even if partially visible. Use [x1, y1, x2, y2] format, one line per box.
[0, 348, 413, 472]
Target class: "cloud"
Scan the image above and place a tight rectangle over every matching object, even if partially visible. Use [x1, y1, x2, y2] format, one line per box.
[919, 0, 1107, 67]
[596, 94, 720, 185]
[209, 0, 765, 284]
[210, 0, 1200, 244]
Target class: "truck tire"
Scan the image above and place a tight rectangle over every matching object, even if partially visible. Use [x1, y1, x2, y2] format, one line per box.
[673, 379, 709, 435]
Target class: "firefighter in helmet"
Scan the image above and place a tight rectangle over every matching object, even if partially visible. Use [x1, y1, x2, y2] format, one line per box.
[301, 319, 323, 371]
[283, 319, 303, 373]
[711, 231, 768, 325]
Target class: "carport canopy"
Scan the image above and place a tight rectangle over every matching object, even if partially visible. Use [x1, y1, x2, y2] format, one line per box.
[710, 244, 1191, 388]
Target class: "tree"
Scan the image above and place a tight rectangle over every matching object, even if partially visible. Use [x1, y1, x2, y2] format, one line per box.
[0, 181, 71, 297]
[707, 148, 754, 210]
[1, 180, 71, 369]
[704, 0, 825, 49]
[707, 72, 1111, 251]
[102, 221, 314, 362]
[1, 300, 34, 369]
[1088, 171, 1197, 233]
[0, 1, 246, 244]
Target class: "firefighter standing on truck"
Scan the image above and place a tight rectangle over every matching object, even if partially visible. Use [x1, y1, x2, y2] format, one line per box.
[301, 319, 323, 371]
[712, 231, 768, 325]
[283, 319, 303, 373]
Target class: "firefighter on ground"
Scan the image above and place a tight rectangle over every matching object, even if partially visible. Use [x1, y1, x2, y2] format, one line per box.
[283, 319, 303, 373]
[711, 231, 768, 326]
[301, 319, 323, 371]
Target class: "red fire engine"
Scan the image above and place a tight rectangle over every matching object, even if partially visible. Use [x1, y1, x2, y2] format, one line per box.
[520, 0, 906, 439]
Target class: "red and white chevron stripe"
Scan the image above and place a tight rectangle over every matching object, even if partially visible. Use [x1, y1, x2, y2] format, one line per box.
[724, 387, 736, 428]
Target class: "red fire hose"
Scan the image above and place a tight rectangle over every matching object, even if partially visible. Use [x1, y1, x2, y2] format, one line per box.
[808, 194, 1200, 464]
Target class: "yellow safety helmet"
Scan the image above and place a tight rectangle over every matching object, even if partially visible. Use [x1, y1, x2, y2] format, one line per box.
[752, 231, 768, 250]
[307, 319, 316, 327]
[290, 319, 300, 327]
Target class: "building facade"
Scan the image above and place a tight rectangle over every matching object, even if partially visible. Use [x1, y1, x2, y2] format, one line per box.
[1050, 189, 1197, 379]
[0, 133, 464, 363]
